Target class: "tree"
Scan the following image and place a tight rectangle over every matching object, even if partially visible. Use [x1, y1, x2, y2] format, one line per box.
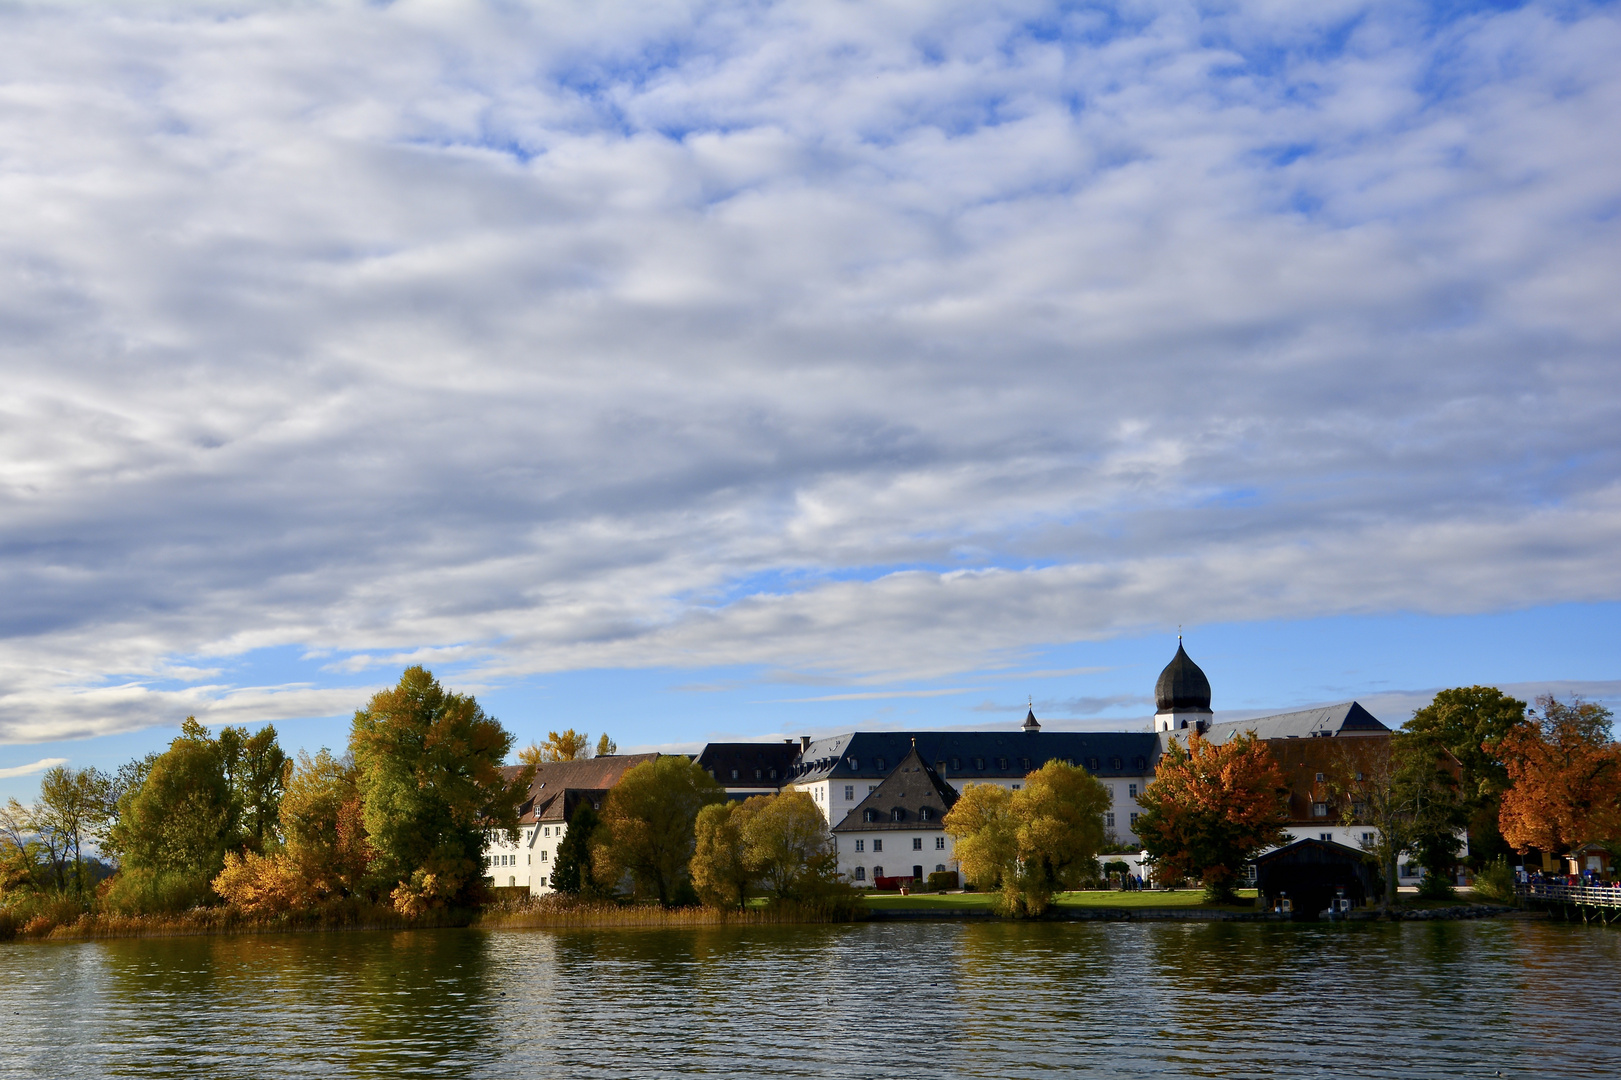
[743, 790, 837, 902]
[1331, 735, 1467, 905]
[592, 756, 723, 906]
[215, 748, 370, 914]
[349, 666, 531, 914]
[1135, 731, 1290, 903]
[225, 726, 290, 853]
[35, 765, 112, 896]
[690, 798, 760, 910]
[596, 733, 618, 757]
[1403, 686, 1527, 860]
[944, 783, 1019, 900]
[109, 718, 236, 879]
[943, 762, 1109, 916]
[549, 799, 601, 897]
[1497, 695, 1621, 858]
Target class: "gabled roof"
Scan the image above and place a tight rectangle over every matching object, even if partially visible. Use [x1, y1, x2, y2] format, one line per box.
[505, 754, 660, 824]
[695, 741, 799, 785]
[832, 743, 959, 833]
[1189, 701, 1388, 747]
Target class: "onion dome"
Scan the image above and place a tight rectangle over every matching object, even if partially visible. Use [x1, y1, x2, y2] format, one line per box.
[1155, 640, 1212, 712]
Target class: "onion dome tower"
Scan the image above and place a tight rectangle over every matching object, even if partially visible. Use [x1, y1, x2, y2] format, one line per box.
[1153, 638, 1213, 733]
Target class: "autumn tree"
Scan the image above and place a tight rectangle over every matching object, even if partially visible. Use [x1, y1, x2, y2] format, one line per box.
[109, 718, 237, 880]
[595, 733, 618, 757]
[593, 756, 723, 906]
[690, 798, 761, 910]
[1497, 695, 1621, 858]
[944, 762, 1110, 916]
[521, 729, 594, 765]
[35, 765, 112, 896]
[1135, 731, 1290, 903]
[1335, 736, 1468, 904]
[349, 667, 532, 915]
[744, 790, 839, 902]
[1403, 686, 1527, 860]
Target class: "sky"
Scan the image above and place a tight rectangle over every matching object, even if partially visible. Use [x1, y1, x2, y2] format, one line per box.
[2, 0, 1619, 800]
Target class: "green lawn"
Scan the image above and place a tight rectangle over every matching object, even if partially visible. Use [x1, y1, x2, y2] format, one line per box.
[862, 889, 1260, 912]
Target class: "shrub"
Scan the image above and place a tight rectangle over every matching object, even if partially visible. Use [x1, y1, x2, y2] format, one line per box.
[1417, 869, 1457, 900]
[1472, 857, 1517, 904]
[98, 868, 216, 916]
[926, 871, 958, 891]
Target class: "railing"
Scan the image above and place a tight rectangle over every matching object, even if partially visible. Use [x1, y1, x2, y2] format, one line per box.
[1517, 882, 1621, 908]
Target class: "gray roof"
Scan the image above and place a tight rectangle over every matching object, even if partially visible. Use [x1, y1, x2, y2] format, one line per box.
[1187, 701, 1388, 747]
[788, 728, 1159, 785]
[832, 744, 959, 833]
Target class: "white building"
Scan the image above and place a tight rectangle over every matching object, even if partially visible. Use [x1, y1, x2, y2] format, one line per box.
[831, 742, 960, 887]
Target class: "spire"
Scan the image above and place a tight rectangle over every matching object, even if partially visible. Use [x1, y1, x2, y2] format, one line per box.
[1023, 700, 1040, 732]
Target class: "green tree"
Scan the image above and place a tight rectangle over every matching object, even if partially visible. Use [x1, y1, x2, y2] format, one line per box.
[109, 718, 235, 879]
[35, 765, 112, 896]
[743, 791, 837, 902]
[1333, 736, 1468, 905]
[548, 799, 602, 897]
[1403, 686, 1527, 860]
[1135, 731, 1291, 904]
[944, 762, 1110, 916]
[593, 756, 723, 906]
[349, 667, 531, 914]
[224, 726, 290, 853]
[690, 798, 759, 910]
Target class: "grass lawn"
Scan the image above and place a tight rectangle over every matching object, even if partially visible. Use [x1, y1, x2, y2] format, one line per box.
[862, 889, 1260, 912]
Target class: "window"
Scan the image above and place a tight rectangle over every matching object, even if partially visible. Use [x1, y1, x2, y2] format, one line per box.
[874, 866, 884, 878]
[892, 808, 904, 822]
[935, 836, 946, 850]
[1011, 784, 1021, 791]
[543, 827, 550, 838]
[527, 855, 531, 865]
[1128, 783, 1138, 799]
[854, 867, 866, 881]
[754, 769, 762, 780]
[1315, 772, 1325, 783]
[912, 838, 923, 851]
[1312, 802, 1329, 818]
[950, 757, 962, 770]
[1111, 756, 1123, 769]
[1019, 757, 1031, 770]
[997, 757, 1009, 770]
[540, 850, 549, 862]
[855, 839, 865, 852]
[1134, 756, 1147, 770]
[1355, 771, 1364, 782]
[919, 807, 933, 821]
[1105, 812, 1115, 828]
[935, 864, 946, 873]
[863, 809, 877, 823]
[1361, 832, 1375, 845]
[730, 769, 739, 780]
[769, 768, 778, 780]
[873, 840, 883, 853]
[845, 785, 854, 801]
[974, 757, 986, 769]
[875, 757, 887, 771]
[1129, 812, 1138, 828]
[509, 876, 515, 887]
[1087, 757, 1100, 771]
[1320, 833, 1333, 842]
[868, 785, 878, 794]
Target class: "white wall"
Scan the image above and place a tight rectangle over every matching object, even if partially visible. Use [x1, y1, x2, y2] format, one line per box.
[835, 828, 956, 886]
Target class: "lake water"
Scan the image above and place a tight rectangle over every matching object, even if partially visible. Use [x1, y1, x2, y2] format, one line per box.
[1, 919, 1617, 1078]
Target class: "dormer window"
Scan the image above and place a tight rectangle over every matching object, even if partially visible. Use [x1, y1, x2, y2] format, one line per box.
[1087, 757, 1099, 770]
[875, 757, 886, 771]
[974, 757, 986, 769]
[1110, 756, 1123, 769]
[997, 757, 1009, 770]
[863, 809, 878, 823]
[1134, 756, 1147, 770]
[950, 757, 961, 770]
[891, 808, 905, 822]
[1019, 757, 1030, 770]
[769, 768, 778, 780]
[755, 769, 763, 780]
[730, 769, 740, 780]
[919, 807, 934, 822]
[848, 756, 858, 769]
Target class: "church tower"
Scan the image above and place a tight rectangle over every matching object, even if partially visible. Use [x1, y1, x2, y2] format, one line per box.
[1153, 639, 1213, 733]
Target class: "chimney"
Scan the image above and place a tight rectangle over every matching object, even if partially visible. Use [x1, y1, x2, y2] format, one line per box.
[800, 735, 811, 751]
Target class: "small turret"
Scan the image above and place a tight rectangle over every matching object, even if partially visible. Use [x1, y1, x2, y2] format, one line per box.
[1153, 638, 1213, 733]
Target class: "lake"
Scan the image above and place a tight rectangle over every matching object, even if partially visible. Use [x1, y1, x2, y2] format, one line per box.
[1, 919, 1616, 1078]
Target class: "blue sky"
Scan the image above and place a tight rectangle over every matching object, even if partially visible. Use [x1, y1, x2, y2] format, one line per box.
[2, 0, 1620, 798]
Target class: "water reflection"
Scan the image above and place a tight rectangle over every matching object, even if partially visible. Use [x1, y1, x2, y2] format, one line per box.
[2, 921, 1619, 1078]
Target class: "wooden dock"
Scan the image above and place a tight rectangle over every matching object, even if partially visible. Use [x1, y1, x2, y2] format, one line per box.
[1517, 882, 1621, 924]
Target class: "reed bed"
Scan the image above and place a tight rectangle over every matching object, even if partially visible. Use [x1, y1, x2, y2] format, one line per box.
[473, 896, 867, 930]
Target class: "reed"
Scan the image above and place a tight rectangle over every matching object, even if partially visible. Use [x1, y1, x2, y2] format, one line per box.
[473, 896, 867, 930]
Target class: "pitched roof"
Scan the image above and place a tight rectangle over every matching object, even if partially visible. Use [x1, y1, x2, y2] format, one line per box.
[506, 753, 660, 824]
[832, 743, 960, 833]
[1189, 701, 1388, 747]
[790, 729, 1159, 784]
[695, 741, 800, 784]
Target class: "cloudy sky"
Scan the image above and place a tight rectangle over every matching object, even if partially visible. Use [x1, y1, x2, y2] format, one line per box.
[2, 0, 1619, 795]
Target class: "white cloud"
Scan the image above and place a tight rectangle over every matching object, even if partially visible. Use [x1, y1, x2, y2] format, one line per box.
[0, 757, 69, 780]
[0, 1, 1617, 742]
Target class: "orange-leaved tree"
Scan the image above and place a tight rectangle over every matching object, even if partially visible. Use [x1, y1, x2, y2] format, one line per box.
[1135, 730, 1290, 903]
[519, 729, 593, 766]
[1497, 696, 1621, 857]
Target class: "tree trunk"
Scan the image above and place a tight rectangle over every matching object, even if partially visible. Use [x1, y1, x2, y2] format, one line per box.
[1385, 849, 1398, 908]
